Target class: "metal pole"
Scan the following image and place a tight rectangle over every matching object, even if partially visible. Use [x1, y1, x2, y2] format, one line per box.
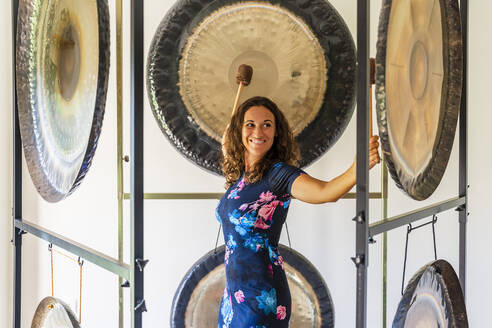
[12, 0, 22, 327]
[355, 1, 370, 327]
[381, 158, 388, 328]
[458, 0, 468, 296]
[131, 0, 145, 327]
[115, 0, 125, 326]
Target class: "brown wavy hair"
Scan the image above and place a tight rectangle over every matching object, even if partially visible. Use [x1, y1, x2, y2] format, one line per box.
[221, 96, 300, 188]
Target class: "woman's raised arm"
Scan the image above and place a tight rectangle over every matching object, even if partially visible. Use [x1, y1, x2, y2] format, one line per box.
[291, 135, 380, 204]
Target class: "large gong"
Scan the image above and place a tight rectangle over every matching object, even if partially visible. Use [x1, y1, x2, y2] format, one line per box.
[393, 260, 468, 327]
[16, 0, 110, 202]
[171, 244, 334, 327]
[31, 297, 80, 328]
[147, 0, 356, 175]
[375, 0, 462, 200]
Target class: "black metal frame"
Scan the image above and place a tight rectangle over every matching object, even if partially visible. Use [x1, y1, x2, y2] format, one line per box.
[354, 0, 468, 326]
[11, 0, 468, 327]
[11, 1, 145, 327]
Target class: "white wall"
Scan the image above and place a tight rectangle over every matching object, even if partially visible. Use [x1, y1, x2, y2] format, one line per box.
[1, 1, 13, 327]
[1, 1, 490, 327]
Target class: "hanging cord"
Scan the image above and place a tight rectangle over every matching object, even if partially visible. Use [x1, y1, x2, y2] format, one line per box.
[78, 257, 84, 324]
[47, 244, 84, 323]
[432, 216, 438, 261]
[285, 222, 292, 250]
[401, 215, 438, 295]
[49, 243, 54, 297]
[214, 225, 222, 254]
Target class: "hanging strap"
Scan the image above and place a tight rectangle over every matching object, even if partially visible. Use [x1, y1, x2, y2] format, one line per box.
[47, 244, 85, 323]
[401, 215, 438, 295]
[49, 243, 54, 297]
[285, 222, 292, 250]
[214, 224, 222, 254]
[78, 257, 84, 323]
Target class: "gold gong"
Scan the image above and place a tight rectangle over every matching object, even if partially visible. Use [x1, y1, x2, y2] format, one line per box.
[376, 0, 463, 200]
[16, 0, 110, 202]
[386, 0, 443, 176]
[147, 0, 356, 175]
[178, 2, 327, 142]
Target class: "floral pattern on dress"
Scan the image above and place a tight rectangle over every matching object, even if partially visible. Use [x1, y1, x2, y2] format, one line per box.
[238, 191, 285, 231]
[277, 305, 287, 320]
[256, 288, 277, 315]
[234, 290, 245, 303]
[220, 289, 234, 328]
[227, 191, 290, 256]
[228, 177, 245, 199]
[268, 245, 285, 269]
[224, 235, 238, 265]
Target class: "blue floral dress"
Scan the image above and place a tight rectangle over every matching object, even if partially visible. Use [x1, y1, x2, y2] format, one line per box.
[216, 162, 305, 328]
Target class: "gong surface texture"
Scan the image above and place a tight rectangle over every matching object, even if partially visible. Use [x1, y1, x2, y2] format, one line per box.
[375, 0, 462, 200]
[31, 296, 80, 328]
[171, 244, 334, 327]
[393, 259, 468, 327]
[16, 0, 110, 202]
[147, 0, 356, 175]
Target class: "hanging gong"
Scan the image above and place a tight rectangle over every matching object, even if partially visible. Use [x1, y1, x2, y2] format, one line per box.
[31, 296, 80, 328]
[16, 0, 110, 202]
[147, 0, 356, 175]
[171, 244, 334, 327]
[375, 0, 463, 200]
[393, 260, 468, 327]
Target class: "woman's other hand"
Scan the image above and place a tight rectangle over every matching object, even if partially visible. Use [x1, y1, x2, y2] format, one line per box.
[369, 135, 381, 169]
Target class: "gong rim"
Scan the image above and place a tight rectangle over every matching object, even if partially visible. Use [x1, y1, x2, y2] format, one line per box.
[170, 244, 334, 327]
[31, 296, 80, 328]
[393, 260, 468, 327]
[147, 0, 356, 175]
[375, 0, 463, 200]
[16, 0, 110, 202]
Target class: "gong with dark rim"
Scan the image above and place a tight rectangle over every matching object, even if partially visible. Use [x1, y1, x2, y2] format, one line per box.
[393, 259, 468, 327]
[147, 0, 356, 175]
[31, 296, 80, 328]
[16, 0, 110, 202]
[375, 0, 462, 200]
[171, 244, 334, 327]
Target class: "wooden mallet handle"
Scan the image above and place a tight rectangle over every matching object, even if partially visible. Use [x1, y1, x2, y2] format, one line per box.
[232, 64, 253, 116]
[369, 58, 375, 137]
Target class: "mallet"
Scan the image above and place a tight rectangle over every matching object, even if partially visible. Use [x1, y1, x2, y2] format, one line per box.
[232, 64, 253, 116]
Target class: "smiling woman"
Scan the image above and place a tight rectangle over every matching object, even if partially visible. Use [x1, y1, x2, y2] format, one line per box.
[216, 96, 380, 327]
[221, 97, 299, 189]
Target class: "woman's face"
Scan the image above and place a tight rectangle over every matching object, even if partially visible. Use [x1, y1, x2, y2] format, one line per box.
[241, 105, 276, 165]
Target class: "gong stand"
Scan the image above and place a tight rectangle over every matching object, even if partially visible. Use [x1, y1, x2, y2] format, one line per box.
[11, 2, 470, 328]
[12, 1, 146, 328]
[358, 2, 469, 328]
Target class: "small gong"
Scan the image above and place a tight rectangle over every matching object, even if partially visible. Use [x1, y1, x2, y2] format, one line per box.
[31, 296, 80, 328]
[393, 260, 468, 327]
